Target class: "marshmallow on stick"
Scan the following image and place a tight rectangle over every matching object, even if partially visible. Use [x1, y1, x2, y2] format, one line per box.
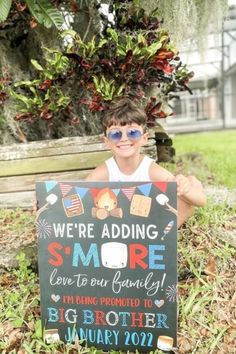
[156, 193, 177, 216]
[36, 193, 58, 218]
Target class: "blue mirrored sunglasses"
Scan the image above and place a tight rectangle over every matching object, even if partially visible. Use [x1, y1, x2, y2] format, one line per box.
[107, 128, 143, 142]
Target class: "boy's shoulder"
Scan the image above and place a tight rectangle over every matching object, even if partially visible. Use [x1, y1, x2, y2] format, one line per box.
[85, 162, 109, 181]
[149, 160, 174, 181]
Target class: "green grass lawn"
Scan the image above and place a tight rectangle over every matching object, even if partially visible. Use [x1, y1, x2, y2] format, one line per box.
[170, 129, 236, 188]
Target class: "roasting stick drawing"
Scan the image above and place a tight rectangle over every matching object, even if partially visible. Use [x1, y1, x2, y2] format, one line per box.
[36, 194, 58, 219]
[156, 193, 177, 216]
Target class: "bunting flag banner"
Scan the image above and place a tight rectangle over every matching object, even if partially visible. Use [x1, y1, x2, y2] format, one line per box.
[90, 188, 100, 199]
[121, 187, 136, 201]
[153, 181, 168, 193]
[137, 183, 152, 196]
[45, 181, 57, 193]
[59, 183, 73, 197]
[112, 188, 121, 197]
[75, 187, 89, 200]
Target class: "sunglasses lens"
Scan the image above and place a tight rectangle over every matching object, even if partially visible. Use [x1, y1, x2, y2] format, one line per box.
[107, 130, 122, 141]
[127, 129, 142, 140]
[107, 128, 143, 142]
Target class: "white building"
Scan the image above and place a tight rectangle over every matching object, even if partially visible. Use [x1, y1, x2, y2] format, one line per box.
[164, 2, 236, 133]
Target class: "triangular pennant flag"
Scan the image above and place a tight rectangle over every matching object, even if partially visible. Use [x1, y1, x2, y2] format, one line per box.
[154, 181, 167, 193]
[59, 183, 73, 197]
[90, 188, 100, 199]
[45, 181, 57, 193]
[75, 187, 88, 200]
[121, 187, 136, 201]
[112, 188, 120, 197]
[137, 183, 152, 196]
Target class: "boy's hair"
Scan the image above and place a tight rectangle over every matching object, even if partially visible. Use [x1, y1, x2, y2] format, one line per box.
[102, 98, 147, 133]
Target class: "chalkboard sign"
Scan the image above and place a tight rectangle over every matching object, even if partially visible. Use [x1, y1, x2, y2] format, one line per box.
[36, 181, 177, 352]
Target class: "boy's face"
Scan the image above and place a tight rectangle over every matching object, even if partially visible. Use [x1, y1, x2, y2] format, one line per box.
[104, 123, 148, 158]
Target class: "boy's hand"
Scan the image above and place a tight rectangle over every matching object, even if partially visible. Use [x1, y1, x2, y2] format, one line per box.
[168, 174, 206, 207]
[174, 174, 191, 197]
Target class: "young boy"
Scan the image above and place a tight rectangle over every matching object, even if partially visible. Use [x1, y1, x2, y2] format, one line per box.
[86, 98, 207, 227]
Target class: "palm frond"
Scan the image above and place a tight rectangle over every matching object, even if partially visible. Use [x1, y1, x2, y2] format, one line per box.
[26, 0, 64, 29]
[0, 0, 12, 22]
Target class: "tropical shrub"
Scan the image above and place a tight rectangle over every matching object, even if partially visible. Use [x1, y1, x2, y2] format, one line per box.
[0, 0, 228, 141]
[9, 1, 194, 139]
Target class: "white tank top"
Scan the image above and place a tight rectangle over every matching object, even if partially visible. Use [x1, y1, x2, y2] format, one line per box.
[105, 156, 153, 182]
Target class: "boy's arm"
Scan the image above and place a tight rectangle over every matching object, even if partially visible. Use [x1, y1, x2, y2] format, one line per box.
[85, 163, 109, 181]
[174, 174, 207, 207]
[149, 162, 207, 207]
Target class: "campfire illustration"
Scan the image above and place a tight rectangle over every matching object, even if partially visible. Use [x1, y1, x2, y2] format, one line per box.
[92, 188, 123, 220]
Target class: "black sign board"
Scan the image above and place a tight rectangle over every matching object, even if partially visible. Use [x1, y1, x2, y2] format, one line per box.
[36, 181, 177, 352]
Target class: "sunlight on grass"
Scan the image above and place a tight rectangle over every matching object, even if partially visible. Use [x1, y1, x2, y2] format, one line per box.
[171, 129, 236, 188]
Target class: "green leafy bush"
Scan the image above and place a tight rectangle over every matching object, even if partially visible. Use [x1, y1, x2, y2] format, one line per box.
[9, 2, 193, 138]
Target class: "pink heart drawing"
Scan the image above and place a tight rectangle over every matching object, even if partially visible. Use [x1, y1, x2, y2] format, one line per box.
[51, 294, 60, 303]
[154, 299, 164, 308]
